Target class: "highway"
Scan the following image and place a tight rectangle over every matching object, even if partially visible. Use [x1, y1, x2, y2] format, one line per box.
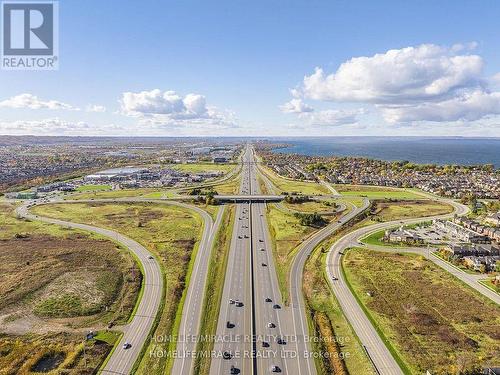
[211, 145, 294, 374]
[16, 198, 220, 375]
[325, 197, 470, 375]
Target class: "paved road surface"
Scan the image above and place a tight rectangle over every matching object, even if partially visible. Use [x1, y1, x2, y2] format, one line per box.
[325, 197, 470, 375]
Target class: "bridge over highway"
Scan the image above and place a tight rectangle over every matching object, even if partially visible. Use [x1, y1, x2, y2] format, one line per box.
[214, 194, 285, 202]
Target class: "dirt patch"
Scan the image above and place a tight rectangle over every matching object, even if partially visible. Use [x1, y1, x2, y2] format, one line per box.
[0, 233, 139, 335]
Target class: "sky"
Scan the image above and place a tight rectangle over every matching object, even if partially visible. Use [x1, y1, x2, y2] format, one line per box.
[1, 0, 500, 137]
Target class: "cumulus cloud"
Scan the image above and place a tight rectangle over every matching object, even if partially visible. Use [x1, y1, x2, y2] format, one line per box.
[290, 43, 500, 124]
[382, 90, 500, 123]
[0, 93, 77, 110]
[302, 44, 484, 103]
[279, 98, 313, 113]
[86, 104, 106, 112]
[120, 89, 236, 128]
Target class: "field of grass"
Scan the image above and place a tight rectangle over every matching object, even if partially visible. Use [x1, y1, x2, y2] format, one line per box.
[343, 248, 500, 374]
[66, 187, 159, 200]
[359, 200, 453, 227]
[194, 206, 234, 374]
[266, 204, 325, 303]
[76, 184, 112, 192]
[336, 184, 423, 200]
[171, 162, 236, 174]
[0, 203, 138, 373]
[32, 202, 203, 374]
[282, 199, 339, 213]
[260, 165, 329, 195]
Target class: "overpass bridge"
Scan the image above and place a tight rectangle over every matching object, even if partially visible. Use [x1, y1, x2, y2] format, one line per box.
[214, 194, 285, 202]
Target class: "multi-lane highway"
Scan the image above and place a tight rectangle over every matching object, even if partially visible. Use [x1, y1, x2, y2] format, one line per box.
[325, 197, 471, 375]
[211, 145, 294, 374]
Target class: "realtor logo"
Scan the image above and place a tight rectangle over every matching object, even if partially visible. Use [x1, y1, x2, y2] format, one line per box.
[1, 1, 58, 70]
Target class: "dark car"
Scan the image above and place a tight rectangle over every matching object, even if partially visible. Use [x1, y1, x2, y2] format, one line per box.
[262, 263, 267, 267]
[226, 321, 234, 328]
[230, 365, 240, 374]
[265, 297, 272, 303]
[276, 337, 286, 345]
[271, 365, 282, 372]
[273, 304, 281, 309]
[262, 341, 270, 348]
[223, 351, 232, 359]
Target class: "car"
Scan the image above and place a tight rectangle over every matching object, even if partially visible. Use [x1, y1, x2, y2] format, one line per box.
[229, 299, 235, 304]
[244, 235, 249, 238]
[337, 220, 342, 223]
[226, 321, 234, 328]
[273, 304, 281, 309]
[123, 342, 131, 349]
[230, 365, 240, 374]
[259, 239, 264, 242]
[148, 255, 154, 260]
[236, 301, 244, 307]
[267, 322, 276, 328]
[260, 248, 265, 251]
[223, 351, 232, 359]
[276, 337, 286, 345]
[262, 263, 267, 267]
[238, 235, 242, 239]
[265, 297, 272, 302]
[332, 276, 338, 281]
[262, 341, 270, 348]
[271, 365, 282, 372]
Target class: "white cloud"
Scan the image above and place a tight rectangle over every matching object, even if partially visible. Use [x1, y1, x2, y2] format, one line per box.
[382, 90, 500, 123]
[290, 43, 500, 124]
[301, 109, 362, 126]
[0, 93, 77, 110]
[302, 44, 484, 103]
[279, 98, 313, 113]
[120, 89, 236, 128]
[86, 104, 106, 112]
[0, 118, 122, 135]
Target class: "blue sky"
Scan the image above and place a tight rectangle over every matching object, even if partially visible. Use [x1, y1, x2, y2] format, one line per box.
[1, 0, 500, 136]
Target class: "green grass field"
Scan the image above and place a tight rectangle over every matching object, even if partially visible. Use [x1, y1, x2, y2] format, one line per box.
[171, 162, 236, 174]
[336, 185, 422, 200]
[76, 184, 111, 192]
[266, 204, 325, 303]
[343, 248, 500, 374]
[260, 165, 330, 195]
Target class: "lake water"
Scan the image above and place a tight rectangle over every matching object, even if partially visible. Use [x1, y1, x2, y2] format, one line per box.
[271, 137, 500, 167]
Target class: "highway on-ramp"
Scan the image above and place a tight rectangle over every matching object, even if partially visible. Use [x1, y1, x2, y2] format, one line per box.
[16, 198, 220, 375]
[325, 197, 470, 375]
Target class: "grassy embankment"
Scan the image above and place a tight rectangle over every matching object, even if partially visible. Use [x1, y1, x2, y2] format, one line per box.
[343, 248, 500, 374]
[335, 184, 423, 199]
[259, 165, 330, 195]
[32, 202, 203, 374]
[0, 203, 138, 373]
[193, 206, 235, 374]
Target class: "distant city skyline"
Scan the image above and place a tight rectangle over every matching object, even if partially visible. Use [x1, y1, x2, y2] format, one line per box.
[1, 0, 499, 137]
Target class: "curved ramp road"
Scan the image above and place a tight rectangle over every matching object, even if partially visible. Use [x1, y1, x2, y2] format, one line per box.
[16, 198, 219, 375]
[325, 198, 469, 375]
[288, 199, 370, 375]
[172, 205, 225, 375]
